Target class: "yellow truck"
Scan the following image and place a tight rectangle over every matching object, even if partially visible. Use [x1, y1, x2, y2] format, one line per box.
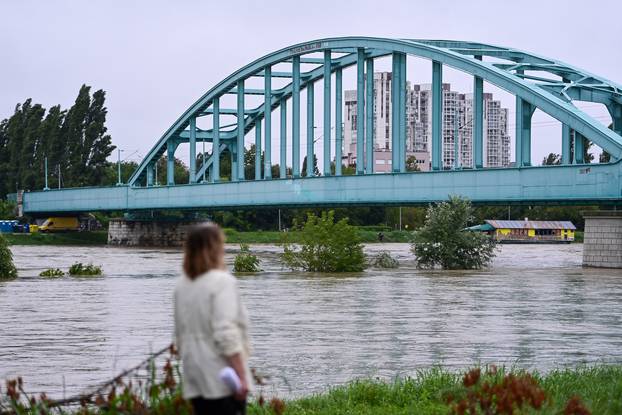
[39, 217, 80, 233]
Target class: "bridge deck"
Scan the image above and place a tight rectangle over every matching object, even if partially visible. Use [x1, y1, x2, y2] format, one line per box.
[22, 161, 622, 214]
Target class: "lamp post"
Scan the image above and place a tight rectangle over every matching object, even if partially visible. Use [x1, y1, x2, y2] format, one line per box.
[117, 148, 124, 185]
[44, 157, 50, 190]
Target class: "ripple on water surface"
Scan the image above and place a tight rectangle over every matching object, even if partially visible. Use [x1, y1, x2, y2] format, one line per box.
[1, 243, 621, 398]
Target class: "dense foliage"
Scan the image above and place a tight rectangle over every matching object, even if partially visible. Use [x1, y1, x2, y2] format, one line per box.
[0, 200, 16, 219]
[68, 262, 102, 276]
[233, 243, 262, 273]
[0, 85, 116, 197]
[371, 251, 399, 268]
[39, 268, 65, 278]
[0, 234, 17, 280]
[412, 197, 496, 270]
[281, 211, 366, 272]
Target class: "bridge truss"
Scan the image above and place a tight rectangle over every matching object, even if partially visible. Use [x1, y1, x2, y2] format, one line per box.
[22, 37, 622, 213]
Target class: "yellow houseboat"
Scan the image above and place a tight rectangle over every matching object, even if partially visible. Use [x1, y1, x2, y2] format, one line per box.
[470, 219, 576, 243]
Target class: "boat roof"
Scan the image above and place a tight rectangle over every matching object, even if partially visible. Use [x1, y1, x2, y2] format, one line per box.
[484, 220, 576, 230]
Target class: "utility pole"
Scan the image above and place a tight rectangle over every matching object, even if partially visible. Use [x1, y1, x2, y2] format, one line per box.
[399, 207, 402, 230]
[57, 164, 61, 189]
[278, 209, 282, 231]
[117, 148, 124, 185]
[44, 157, 49, 190]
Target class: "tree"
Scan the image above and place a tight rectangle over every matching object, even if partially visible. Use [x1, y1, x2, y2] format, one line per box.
[0, 234, 17, 280]
[412, 196, 496, 269]
[301, 154, 320, 177]
[600, 151, 611, 163]
[281, 210, 366, 272]
[406, 155, 421, 172]
[542, 153, 561, 166]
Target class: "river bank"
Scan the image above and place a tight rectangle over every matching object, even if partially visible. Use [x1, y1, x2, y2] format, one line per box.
[4, 228, 413, 246]
[3, 228, 584, 245]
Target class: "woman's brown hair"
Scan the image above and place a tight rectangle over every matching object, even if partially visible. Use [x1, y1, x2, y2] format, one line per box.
[183, 223, 225, 279]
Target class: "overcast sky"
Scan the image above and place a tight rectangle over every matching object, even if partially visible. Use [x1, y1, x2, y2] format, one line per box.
[1, 0, 620, 168]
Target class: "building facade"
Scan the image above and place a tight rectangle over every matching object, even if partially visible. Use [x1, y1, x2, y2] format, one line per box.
[343, 72, 510, 172]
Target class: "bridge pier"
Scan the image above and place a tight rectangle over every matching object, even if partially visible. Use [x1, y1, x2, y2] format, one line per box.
[583, 211, 622, 269]
[108, 218, 205, 247]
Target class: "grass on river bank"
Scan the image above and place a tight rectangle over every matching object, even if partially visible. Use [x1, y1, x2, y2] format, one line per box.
[4, 229, 413, 246]
[3, 365, 620, 414]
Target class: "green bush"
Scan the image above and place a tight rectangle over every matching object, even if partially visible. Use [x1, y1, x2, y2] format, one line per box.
[0, 234, 17, 280]
[412, 196, 496, 269]
[68, 262, 103, 276]
[281, 210, 366, 272]
[39, 268, 65, 278]
[233, 244, 261, 273]
[372, 251, 399, 268]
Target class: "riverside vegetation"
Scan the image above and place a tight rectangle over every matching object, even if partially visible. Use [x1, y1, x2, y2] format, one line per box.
[281, 211, 366, 272]
[413, 196, 497, 270]
[0, 233, 17, 280]
[233, 243, 262, 273]
[68, 263, 102, 276]
[2, 347, 620, 415]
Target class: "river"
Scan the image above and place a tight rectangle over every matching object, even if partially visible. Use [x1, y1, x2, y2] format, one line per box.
[1, 243, 621, 399]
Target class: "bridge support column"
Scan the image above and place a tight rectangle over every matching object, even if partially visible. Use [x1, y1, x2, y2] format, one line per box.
[146, 162, 155, 186]
[212, 97, 220, 182]
[583, 211, 622, 268]
[356, 48, 365, 175]
[236, 80, 245, 181]
[391, 52, 406, 173]
[292, 55, 301, 178]
[189, 117, 197, 183]
[166, 141, 176, 185]
[574, 131, 585, 164]
[473, 72, 484, 169]
[264, 66, 272, 179]
[108, 218, 206, 247]
[280, 98, 287, 178]
[431, 61, 443, 171]
[515, 97, 535, 167]
[306, 81, 315, 177]
[335, 68, 343, 176]
[365, 57, 374, 174]
[255, 120, 262, 180]
[323, 50, 332, 176]
[562, 124, 572, 165]
[230, 142, 238, 180]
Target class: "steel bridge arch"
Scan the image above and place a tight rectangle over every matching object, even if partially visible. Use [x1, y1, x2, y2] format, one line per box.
[128, 36, 622, 186]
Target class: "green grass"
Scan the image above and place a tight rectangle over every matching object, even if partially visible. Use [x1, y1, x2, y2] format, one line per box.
[248, 365, 622, 415]
[224, 228, 412, 244]
[4, 231, 108, 246]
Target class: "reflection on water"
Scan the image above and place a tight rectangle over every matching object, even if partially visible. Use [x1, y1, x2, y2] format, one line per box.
[1, 243, 621, 398]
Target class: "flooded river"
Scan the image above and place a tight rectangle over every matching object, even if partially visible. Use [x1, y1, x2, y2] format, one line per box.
[1, 243, 621, 398]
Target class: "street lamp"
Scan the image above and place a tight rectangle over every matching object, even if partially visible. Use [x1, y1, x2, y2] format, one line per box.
[117, 148, 124, 185]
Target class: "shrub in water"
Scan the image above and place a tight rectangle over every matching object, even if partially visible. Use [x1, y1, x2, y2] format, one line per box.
[233, 244, 261, 273]
[39, 268, 65, 278]
[281, 210, 366, 272]
[0, 234, 17, 280]
[412, 196, 496, 269]
[372, 251, 399, 268]
[68, 262, 102, 276]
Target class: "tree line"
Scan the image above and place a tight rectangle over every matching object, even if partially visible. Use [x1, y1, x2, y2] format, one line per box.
[0, 85, 117, 197]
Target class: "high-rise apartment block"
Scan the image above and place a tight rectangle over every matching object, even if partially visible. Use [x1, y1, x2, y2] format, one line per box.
[343, 72, 511, 171]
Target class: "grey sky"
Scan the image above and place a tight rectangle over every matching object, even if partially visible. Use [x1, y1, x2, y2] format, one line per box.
[1, 0, 620, 168]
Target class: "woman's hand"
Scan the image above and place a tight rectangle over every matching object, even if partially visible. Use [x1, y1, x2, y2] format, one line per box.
[227, 353, 249, 401]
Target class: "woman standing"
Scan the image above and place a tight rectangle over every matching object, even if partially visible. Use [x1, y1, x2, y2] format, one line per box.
[174, 224, 251, 415]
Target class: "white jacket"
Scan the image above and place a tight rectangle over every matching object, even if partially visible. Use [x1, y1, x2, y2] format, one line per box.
[174, 269, 251, 399]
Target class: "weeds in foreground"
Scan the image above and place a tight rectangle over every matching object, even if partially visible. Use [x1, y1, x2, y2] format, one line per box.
[3, 357, 621, 414]
[371, 251, 399, 268]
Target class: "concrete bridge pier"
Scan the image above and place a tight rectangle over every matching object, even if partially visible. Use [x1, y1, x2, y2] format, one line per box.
[583, 211, 622, 268]
[107, 218, 206, 247]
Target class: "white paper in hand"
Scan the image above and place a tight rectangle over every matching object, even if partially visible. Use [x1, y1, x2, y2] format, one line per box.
[219, 366, 242, 393]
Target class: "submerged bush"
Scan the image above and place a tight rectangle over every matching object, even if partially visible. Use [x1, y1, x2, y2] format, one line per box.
[233, 243, 261, 273]
[39, 268, 65, 278]
[281, 210, 366, 273]
[0, 234, 17, 280]
[68, 262, 102, 276]
[372, 251, 399, 268]
[412, 196, 496, 269]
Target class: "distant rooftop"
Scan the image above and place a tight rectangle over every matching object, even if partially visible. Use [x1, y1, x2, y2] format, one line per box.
[485, 220, 576, 230]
